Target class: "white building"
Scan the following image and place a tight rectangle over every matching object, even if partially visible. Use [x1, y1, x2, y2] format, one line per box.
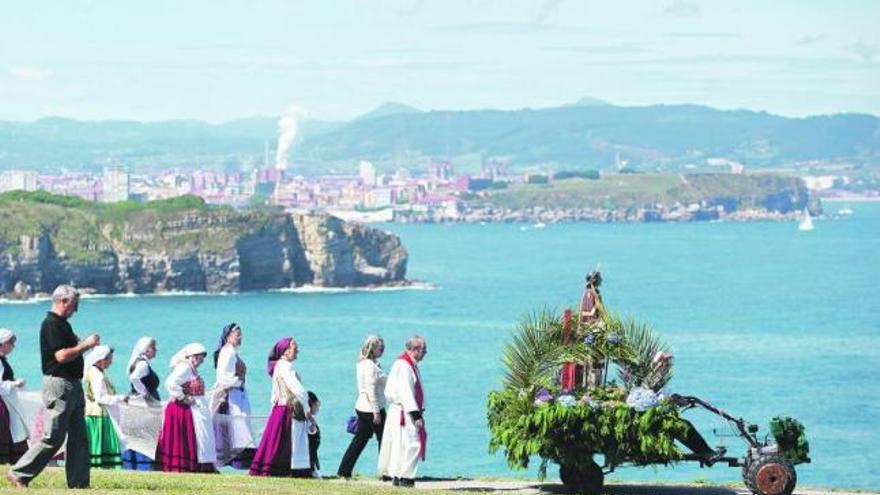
[102, 167, 130, 202]
[0, 170, 38, 192]
[359, 160, 377, 187]
[366, 187, 393, 208]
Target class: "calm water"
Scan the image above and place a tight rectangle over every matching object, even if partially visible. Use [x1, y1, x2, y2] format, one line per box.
[2, 203, 878, 489]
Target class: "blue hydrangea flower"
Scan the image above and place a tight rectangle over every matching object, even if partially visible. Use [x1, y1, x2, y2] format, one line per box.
[557, 394, 577, 407]
[607, 333, 620, 345]
[583, 334, 595, 346]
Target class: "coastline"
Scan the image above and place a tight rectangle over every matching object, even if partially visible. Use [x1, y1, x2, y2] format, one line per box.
[0, 280, 430, 303]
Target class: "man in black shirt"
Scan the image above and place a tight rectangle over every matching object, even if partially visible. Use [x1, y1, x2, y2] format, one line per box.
[7, 285, 100, 489]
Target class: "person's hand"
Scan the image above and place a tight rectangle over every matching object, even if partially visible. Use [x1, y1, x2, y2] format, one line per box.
[373, 412, 382, 425]
[83, 333, 100, 349]
[121, 395, 130, 404]
[13, 379, 25, 388]
[414, 418, 424, 430]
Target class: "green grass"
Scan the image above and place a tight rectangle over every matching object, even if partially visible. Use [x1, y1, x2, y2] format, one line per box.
[485, 172, 805, 210]
[0, 191, 264, 262]
[0, 467, 448, 495]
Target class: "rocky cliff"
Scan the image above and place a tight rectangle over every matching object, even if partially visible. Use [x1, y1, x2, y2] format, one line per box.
[0, 193, 407, 299]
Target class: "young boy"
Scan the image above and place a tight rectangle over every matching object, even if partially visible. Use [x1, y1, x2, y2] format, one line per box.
[307, 391, 321, 478]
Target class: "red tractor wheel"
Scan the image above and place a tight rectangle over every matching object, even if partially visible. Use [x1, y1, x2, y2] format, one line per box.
[743, 454, 797, 495]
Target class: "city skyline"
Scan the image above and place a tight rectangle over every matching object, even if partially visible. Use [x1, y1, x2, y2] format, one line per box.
[1, 0, 878, 123]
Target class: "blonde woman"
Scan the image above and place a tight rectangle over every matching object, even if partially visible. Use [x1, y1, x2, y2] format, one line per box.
[337, 334, 387, 479]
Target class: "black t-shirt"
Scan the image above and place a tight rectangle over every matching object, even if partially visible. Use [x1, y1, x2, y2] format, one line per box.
[40, 312, 84, 380]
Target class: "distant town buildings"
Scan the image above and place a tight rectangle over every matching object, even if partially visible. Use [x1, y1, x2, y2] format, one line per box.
[0, 170, 38, 192]
[102, 167, 130, 202]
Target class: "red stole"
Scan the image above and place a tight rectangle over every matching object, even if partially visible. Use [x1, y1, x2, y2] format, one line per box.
[398, 352, 427, 460]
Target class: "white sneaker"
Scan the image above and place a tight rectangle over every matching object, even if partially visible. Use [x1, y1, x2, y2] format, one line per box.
[312, 469, 323, 479]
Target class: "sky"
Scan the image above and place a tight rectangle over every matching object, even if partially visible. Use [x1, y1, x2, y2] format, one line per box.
[1, 0, 878, 123]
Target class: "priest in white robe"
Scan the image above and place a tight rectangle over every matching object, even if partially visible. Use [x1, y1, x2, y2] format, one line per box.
[378, 335, 427, 487]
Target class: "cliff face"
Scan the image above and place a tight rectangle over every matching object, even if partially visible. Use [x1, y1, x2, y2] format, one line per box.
[0, 200, 407, 297]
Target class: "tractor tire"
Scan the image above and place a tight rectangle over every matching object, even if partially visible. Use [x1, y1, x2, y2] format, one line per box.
[743, 454, 797, 495]
[559, 461, 604, 495]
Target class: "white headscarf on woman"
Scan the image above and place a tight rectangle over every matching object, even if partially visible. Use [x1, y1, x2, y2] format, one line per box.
[84, 344, 113, 371]
[0, 328, 14, 345]
[127, 336, 155, 372]
[169, 343, 207, 368]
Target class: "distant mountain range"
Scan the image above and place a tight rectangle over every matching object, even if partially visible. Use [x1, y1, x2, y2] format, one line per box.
[1, 100, 877, 173]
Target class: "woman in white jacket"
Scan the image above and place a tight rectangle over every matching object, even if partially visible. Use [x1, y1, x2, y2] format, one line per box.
[0, 329, 28, 465]
[337, 334, 387, 479]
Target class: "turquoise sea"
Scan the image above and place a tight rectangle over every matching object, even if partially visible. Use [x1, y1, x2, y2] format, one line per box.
[2, 203, 878, 489]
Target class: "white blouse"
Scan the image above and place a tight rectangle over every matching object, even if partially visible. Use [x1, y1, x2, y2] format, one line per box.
[129, 359, 151, 397]
[271, 359, 309, 410]
[166, 363, 201, 401]
[214, 344, 244, 390]
[355, 359, 387, 413]
[86, 366, 125, 407]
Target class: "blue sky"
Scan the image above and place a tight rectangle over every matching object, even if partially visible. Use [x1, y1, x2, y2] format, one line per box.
[1, 0, 878, 122]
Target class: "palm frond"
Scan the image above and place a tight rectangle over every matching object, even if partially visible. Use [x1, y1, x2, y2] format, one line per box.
[501, 308, 565, 391]
[615, 315, 673, 390]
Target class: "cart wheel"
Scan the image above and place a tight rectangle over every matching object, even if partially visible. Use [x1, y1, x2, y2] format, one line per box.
[559, 461, 603, 495]
[743, 454, 797, 495]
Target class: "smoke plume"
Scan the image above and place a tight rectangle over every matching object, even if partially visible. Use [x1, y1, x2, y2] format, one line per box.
[275, 105, 308, 171]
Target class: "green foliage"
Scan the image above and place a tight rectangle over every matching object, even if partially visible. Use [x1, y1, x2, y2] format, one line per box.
[0, 190, 91, 208]
[613, 315, 673, 390]
[489, 306, 686, 476]
[527, 174, 549, 184]
[770, 417, 810, 465]
[553, 170, 600, 180]
[500, 310, 565, 391]
[487, 386, 687, 476]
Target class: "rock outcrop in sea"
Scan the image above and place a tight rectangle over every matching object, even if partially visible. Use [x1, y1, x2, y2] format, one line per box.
[0, 194, 407, 299]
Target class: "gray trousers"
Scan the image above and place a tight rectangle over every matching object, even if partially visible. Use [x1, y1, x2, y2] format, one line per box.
[10, 376, 90, 488]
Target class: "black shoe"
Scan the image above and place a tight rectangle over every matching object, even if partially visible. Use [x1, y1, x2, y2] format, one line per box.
[397, 478, 415, 488]
[392, 477, 399, 486]
[380, 475, 393, 482]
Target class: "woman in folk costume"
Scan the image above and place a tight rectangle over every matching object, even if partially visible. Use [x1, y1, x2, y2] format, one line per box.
[378, 336, 427, 488]
[83, 345, 128, 468]
[0, 329, 29, 465]
[122, 336, 160, 470]
[210, 323, 254, 466]
[249, 338, 312, 477]
[337, 334, 387, 480]
[154, 343, 218, 473]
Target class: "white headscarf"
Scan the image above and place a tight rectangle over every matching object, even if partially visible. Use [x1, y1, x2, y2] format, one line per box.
[127, 336, 155, 373]
[0, 328, 14, 345]
[84, 345, 113, 372]
[169, 343, 207, 368]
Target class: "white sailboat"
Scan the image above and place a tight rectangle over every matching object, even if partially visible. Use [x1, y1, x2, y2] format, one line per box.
[798, 208, 814, 231]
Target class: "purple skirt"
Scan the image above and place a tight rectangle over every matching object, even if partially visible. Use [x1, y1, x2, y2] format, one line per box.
[0, 397, 27, 465]
[154, 401, 215, 473]
[249, 404, 292, 477]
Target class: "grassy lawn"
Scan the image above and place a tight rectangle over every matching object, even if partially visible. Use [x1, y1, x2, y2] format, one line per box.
[0, 467, 448, 495]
